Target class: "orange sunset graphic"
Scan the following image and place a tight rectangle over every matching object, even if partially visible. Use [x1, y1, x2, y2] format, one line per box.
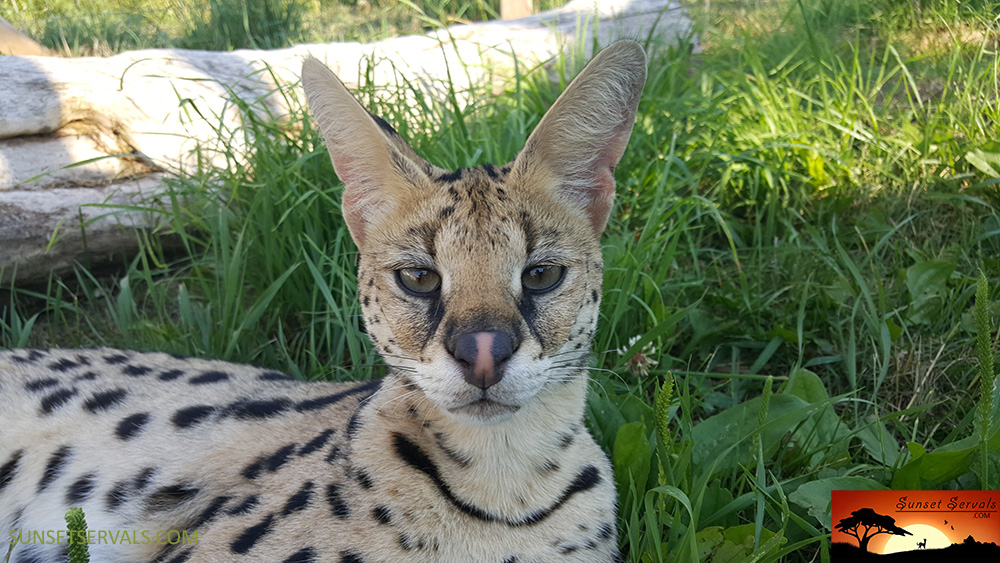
[831, 490, 1000, 561]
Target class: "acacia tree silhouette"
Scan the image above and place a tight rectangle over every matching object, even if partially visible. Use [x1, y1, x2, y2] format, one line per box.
[835, 508, 912, 552]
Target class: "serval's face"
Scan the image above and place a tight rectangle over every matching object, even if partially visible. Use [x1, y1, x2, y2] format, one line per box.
[302, 44, 646, 422]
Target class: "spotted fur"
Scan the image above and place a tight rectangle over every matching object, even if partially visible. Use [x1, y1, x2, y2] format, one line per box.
[0, 41, 647, 562]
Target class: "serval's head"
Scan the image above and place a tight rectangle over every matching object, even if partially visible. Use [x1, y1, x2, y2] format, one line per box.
[302, 41, 646, 423]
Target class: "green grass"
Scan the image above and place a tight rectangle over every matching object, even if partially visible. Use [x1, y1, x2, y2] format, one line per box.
[3, 0, 1000, 561]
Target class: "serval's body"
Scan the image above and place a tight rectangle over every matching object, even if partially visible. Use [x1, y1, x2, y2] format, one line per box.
[0, 41, 647, 562]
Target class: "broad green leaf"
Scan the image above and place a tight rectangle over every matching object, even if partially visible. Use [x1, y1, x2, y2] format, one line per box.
[790, 477, 888, 524]
[695, 524, 784, 562]
[701, 481, 738, 528]
[906, 259, 956, 324]
[691, 395, 817, 472]
[786, 368, 829, 403]
[906, 259, 955, 299]
[695, 526, 725, 561]
[613, 421, 651, 504]
[784, 369, 852, 467]
[891, 426, 1000, 488]
[857, 418, 902, 465]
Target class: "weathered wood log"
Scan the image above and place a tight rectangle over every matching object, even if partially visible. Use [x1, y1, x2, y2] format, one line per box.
[0, 0, 694, 284]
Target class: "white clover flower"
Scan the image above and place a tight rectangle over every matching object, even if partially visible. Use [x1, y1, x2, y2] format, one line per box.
[616, 335, 658, 376]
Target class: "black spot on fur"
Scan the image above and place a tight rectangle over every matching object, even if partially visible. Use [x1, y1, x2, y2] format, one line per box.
[192, 495, 231, 527]
[347, 410, 363, 437]
[340, 552, 365, 563]
[224, 398, 292, 419]
[40, 387, 78, 414]
[158, 369, 185, 381]
[0, 450, 24, 495]
[502, 557, 518, 563]
[74, 371, 98, 382]
[37, 445, 71, 492]
[356, 469, 374, 489]
[283, 547, 318, 563]
[438, 168, 464, 182]
[106, 480, 129, 510]
[133, 467, 156, 490]
[266, 444, 296, 471]
[66, 473, 97, 503]
[231, 513, 275, 554]
[560, 545, 579, 555]
[103, 353, 129, 364]
[243, 444, 297, 479]
[228, 495, 259, 515]
[173, 405, 216, 428]
[372, 505, 392, 524]
[591, 290, 599, 303]
[123, 364, 152, 376]
[83, 388, 129, 413]
[299, 429, 335, 457]
[259, 371, 295, 381]
[439, 205, 455, 218]
[598, 522, 615, 540]
[24, 377, 59, 392]
[148, 484, 199, 511]
[189, 370, 229, 384]
[482, 163, 499, 179]
[116, 413, 150, 440]
[11, 350, 44, 363]
[48, 358, 79, 371]
[295, 379, 381, 412]
[326, 483, 351, 518]
[399, 533, 415, 551]
[281, 482, 315, 516]
[325, 445, 343, 464]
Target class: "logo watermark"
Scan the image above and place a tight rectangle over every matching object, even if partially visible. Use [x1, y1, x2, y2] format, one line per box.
[9, 529, 198, 546]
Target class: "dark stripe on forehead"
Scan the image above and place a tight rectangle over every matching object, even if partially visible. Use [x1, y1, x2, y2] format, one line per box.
[406, 222, 440, 258]
[520, 210, 537, 255]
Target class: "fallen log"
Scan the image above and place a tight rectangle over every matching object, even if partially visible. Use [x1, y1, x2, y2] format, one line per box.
[0, 0, 695, 284]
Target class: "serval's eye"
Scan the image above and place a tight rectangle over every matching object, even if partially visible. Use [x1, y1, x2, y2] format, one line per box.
[397, 268, 441, 295]
[522, 265, 565, 294]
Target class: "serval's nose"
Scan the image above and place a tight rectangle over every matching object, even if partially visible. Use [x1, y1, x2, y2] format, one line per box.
[448, 331, 516, 389]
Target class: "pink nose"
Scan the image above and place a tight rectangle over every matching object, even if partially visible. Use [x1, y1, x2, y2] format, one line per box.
[450, 331, 515, 389]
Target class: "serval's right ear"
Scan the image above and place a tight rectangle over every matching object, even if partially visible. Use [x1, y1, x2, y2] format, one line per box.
[301, 58, 435, 248]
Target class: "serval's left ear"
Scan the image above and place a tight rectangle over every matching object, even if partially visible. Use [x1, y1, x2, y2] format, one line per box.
[512, 41, 647, 233]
